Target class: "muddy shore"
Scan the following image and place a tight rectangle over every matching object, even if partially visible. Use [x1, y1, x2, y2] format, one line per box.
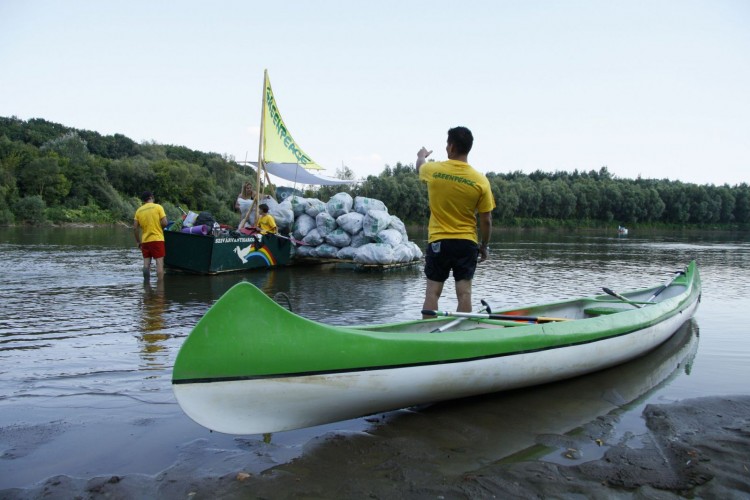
[3, 395, 748, 499]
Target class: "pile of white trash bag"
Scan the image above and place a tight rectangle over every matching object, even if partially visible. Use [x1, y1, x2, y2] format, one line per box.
[252, 192, 423, 265]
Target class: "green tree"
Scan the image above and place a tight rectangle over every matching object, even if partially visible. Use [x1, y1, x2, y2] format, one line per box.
[599, 182, 622, 223]
[13, 195, 46, 223]
[642, 186, 666, 222]
[207, 157, 234, 190]
[4, 115, 749, 229]
[106, 157, 157, 196]
[657, 183, 689, 224]
[16, 156, 71, 204]
[571, 179, 602, 220]
[538, 179, 576, 219]
[514, 178, 542, 218]
[734, 184, 750, 223]
[78, 131, 140, 159]
[487, 176, 519, 222]
[336, 164, 356, 180]
[40, 131, 89, 164]
[686, 185, 720, 224]
[715, 185, 736, 223]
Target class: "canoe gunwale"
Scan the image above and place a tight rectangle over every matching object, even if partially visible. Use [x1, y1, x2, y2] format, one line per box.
[172, 274, 697, 384]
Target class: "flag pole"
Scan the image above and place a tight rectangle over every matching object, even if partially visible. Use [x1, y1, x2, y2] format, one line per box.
[255, 70, 268, 224]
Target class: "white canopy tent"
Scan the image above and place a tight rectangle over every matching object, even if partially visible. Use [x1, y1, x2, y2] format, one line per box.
[248, 162, 356, 186]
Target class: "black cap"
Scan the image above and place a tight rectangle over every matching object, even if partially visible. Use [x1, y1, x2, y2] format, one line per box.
[141, 191, 153, 202]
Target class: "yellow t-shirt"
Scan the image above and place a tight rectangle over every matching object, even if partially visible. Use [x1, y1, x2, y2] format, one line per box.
[134, 203, 166, 243]
[258, 213, 277, 234]
[419, 160, 496, 243]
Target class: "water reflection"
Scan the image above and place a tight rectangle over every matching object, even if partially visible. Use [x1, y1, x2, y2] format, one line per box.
[158, 271, 277, 306]
[275, 321, 699, 478]
[134, 270, 287, 369]
[138, 279, 168, 368]
[275, 265, 424, 325]
[141, 280, 166, 333]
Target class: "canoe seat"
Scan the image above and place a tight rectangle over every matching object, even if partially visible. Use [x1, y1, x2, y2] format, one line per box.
[584, 307, 623, 317]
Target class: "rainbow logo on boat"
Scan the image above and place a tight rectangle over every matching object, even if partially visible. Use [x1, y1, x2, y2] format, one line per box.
[249, 245, 276, 266]
[233, 242, 276, 267]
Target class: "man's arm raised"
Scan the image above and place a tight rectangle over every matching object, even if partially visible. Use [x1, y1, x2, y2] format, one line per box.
[416, 147, 432, 173]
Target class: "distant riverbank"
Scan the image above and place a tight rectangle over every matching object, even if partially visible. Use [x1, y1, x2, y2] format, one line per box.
[3, 220, 748, 233]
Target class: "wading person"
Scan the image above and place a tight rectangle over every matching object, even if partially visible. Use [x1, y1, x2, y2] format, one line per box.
[134, 191, 168, 280]
[416, 126, 496, 318]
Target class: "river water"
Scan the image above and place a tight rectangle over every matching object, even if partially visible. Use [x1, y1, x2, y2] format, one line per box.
[1, 226, 749, 490]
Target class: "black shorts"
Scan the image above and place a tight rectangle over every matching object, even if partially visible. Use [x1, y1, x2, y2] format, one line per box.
[424, 239, 479, 283]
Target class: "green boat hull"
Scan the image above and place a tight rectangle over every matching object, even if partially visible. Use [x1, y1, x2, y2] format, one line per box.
[164, 230, 292, 274]
[172, 261, 701, 434]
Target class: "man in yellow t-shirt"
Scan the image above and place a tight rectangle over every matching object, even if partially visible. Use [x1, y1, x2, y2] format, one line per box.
[257, 203, 277, 234]
[134, 191, 168, 280]
[417, 126, 496, 318]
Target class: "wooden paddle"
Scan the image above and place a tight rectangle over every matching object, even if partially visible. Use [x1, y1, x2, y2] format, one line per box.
[422, 309, 569, 324]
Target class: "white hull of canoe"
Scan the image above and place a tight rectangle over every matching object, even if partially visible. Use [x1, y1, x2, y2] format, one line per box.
[173, 298, 699, 435]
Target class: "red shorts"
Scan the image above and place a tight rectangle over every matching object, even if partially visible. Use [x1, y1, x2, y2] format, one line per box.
[140, 241, 165, 259]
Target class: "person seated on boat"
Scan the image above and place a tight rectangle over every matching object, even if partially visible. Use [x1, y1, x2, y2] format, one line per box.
[257, 203, 277, 235]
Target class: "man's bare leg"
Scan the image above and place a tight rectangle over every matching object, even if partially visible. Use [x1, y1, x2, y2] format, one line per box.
[422, 279, 444, 319]
[455, 279, 473, 313]
[142, 257, 152, 280]
[155, 257, 165, 280]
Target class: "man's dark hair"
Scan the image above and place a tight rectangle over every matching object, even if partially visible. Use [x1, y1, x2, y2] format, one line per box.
[447, 126, 473, 155]
[259, 203, 269, 212]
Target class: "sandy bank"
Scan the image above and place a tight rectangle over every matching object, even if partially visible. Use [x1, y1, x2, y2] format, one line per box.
[2, 395, 749, 499]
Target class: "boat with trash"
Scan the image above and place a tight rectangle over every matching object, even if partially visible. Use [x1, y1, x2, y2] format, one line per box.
[164, 70, 421, 274]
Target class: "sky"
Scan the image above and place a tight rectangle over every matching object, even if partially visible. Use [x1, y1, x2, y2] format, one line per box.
[1, 0, 748, 186]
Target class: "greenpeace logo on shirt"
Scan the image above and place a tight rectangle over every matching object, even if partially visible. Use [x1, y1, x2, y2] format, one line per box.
[432, 172, 476, 187]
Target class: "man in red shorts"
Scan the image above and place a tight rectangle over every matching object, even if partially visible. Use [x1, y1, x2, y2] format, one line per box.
[134, 191, 168, 280]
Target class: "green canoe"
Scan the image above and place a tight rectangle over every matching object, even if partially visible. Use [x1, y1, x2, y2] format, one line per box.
[172, 261, 701, 434]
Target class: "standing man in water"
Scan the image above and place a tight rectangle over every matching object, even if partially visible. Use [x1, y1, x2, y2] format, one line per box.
[416, 126, 495, 318]
[134, 191, 168, 280]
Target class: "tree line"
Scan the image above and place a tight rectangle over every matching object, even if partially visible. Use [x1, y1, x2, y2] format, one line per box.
[1, 116, 748, 229]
